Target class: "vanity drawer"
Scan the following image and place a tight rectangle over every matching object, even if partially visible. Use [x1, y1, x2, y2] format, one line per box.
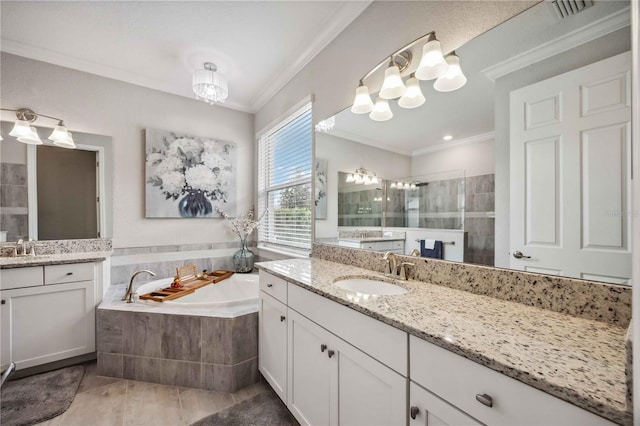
[259, 270, 287, 303]
[45, 263, 94, 285]
[409, 335, 615, 425]
[0, 267, 44, 290]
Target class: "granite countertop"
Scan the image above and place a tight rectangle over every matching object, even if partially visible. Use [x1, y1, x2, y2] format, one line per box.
[256, 257, 630, 425]
[0, 251, 111, 268]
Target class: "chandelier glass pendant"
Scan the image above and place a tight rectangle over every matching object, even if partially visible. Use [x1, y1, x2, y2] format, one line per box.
[1, 108, 76, 148]
[350, 31, 466, 122]
[192, 62, 228, 104]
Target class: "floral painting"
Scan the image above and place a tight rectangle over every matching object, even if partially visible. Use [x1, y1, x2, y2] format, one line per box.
[315, 158, 327, 220]
[145, 128, 236, 218]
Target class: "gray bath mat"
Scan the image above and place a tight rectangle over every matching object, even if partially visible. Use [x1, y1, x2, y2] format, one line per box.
[0, 365, 85, 426]
[191, 389, 298, 426]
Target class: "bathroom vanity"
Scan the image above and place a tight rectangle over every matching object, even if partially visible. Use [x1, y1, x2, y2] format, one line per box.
[257, 251, 630, 425]
[0, 242, 110, 372]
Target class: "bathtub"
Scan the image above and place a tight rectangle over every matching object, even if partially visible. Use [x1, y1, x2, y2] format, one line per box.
[96, 272, 260, 391]
[136, 273, 259, 309]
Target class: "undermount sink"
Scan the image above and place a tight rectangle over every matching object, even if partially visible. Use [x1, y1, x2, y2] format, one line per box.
[334, 278, 408, 296]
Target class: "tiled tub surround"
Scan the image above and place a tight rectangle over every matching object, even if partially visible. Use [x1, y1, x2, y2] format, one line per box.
[464, 173, 495, 266]
[0, 162, 28, 242]
[258, 249, 632, 424]
[97, 274, 260, 392]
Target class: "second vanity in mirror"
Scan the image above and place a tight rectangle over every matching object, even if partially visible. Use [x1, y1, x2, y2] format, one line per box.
[314, 0, 632, 286]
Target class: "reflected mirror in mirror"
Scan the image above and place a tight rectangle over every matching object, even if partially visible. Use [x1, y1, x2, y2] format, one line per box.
[1, 121, 113, 242]
[314, 1, 632, 285]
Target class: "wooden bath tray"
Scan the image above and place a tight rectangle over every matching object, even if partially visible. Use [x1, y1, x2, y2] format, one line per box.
[138, 265, 234, 302]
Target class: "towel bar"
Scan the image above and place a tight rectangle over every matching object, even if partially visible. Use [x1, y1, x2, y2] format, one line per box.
[414, 239, 455, 245]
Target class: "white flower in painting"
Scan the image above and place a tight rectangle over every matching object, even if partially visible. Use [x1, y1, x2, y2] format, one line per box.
[202, 140, 223, 155]
[185, 165, 216, 191]
[147, 152, 164, 166]
[169, 138, 202, 157]
[160, 171, 185, 195]
[154, 154, 183, 175]
[202, 151, 226, 170]
[216, 167, 233, 187]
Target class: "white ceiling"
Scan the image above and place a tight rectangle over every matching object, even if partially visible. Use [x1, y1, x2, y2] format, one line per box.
[329, 0, 630, 156]
[0, 1, 370, 113]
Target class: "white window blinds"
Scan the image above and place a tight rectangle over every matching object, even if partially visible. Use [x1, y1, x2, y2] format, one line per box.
[258, 104, 312, 250]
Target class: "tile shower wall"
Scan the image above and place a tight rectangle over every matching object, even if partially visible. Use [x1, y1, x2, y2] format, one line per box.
[338, 188, 382, 227]
[413, 178, 464, 230]
[464, 174, 495, 266]
[0, 162, 28, 241]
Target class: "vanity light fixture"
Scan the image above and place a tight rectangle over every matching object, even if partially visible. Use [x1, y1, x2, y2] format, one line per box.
[346, 168, 379, 185]
[192, 62, 228, 104]
[349, 31, 465, 121]
[1, 108, 76, 148]
[390, 181, 417, 190]
[434, 52, 468, 92]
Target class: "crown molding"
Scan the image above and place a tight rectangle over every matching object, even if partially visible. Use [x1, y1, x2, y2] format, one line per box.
[249, 1, 372, 113]
[411, 131, 495, 157]
[329, 128, 412, 157]
[0, 39, 253, 113]
[482, 6, 630, 82]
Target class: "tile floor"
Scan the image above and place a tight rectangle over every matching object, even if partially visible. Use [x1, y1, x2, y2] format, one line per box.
[35, 361, 270, 426]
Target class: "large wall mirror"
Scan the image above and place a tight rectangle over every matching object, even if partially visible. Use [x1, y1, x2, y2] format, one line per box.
[315, 1, 632, 285]
[0, 121, 113, 242]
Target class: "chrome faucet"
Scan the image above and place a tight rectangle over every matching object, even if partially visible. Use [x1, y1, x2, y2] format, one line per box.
[122, 270, 156, 303]
[383, 251, 398, 276]
[15, 239, 24, 256]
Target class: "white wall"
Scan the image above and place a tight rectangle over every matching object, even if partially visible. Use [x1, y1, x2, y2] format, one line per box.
[1, 53, 254, 248]
[411, 138, 494, 178]
[315, 132, 410, 239]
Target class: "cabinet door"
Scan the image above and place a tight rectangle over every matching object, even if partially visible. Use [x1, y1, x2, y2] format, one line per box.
[410, 382, 482, 426]
[287, 309, 332, 426]
[331, 335, 407, 426]
[0, 280, 96, 370]
[259, 292, 288, 403]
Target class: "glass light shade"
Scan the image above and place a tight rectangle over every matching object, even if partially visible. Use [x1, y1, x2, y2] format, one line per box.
[434, 54, 467, 92]
[403, 183, 411, 190]
[48, 124, 69, 141]
[371, 176, 379, 185]
[354, 174, 364, 184]
[53, 131, 76, 149]
[16, 126, 42, 145]
[351, 84, 374, 114]
[415, 39, 448, 81]
[369, 97, 393, 122]
[398, 75, 426, 109]
[379, 64, 406, 99]
[363, 175, 372, 185]
[346, 173, 355, 183]
[410, 183, 417, 190]
[390, 182, 397, 188]
[9, 120, 33, 138]
[192, 67, 228, 103]
[396, 181, 402, 188]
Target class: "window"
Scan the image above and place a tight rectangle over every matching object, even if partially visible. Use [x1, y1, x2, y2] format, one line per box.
[258, 103, 313, 250]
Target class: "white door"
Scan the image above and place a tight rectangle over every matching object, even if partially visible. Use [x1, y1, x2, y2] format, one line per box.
[510, 51, 632, 284]
[258, 292, 288, 403]
[331, 334, 406, 426]
[0, 281, 96, 370]
[287, 309, 332, 426]
[409, 382, 482, 426]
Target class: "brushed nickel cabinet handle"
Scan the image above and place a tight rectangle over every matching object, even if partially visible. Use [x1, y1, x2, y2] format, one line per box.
[320, 344, 327, 352]
[475, 393, 493, 407]
[327, 350, 335, 358]
[410, 406, 420, 420]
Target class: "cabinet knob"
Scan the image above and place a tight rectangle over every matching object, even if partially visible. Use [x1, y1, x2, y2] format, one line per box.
[410, 406, 420, 420]
[66, 272, 73, 276]
[280, 315, 286, 322]
[327, 350, 335, 358]
[320, 344, 327, 352]
[1, 300, 5, 305]
[267, 284, 273, 288]
[475, 393, 493, 407]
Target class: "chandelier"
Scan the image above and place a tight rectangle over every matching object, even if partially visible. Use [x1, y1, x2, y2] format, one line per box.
[0, 107, 76, 148]
[315, 116, 335, 133]
[192, 62, 228, 104]
[351, 31, 467, 122]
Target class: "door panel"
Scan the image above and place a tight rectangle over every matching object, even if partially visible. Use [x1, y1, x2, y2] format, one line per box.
[259, 293, 288, 403]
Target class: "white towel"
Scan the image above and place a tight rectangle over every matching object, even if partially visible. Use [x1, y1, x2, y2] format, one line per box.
[422, 239, 436, 250]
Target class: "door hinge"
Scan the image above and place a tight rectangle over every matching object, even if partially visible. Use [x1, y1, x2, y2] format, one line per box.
[97, 196, 100, 202]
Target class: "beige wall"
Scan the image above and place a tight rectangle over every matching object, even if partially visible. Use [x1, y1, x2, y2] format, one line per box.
[411, 138, 495, 179]
[1, 53, 254, 248]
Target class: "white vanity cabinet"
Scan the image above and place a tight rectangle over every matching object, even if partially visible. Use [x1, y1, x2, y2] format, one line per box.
[0, 262, 99, 371]
[258, 270, 407, 426]
[338, 239, 405, 253]
[409, 336, 617, 426]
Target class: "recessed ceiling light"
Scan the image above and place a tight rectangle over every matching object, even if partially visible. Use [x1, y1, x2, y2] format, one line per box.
[443, 135, 453, 141]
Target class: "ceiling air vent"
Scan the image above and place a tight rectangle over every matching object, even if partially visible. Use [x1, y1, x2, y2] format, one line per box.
[547, 0, 593, 20]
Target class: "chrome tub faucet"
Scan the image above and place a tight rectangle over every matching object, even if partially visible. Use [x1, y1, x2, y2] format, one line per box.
[122, 270, 156, 303]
